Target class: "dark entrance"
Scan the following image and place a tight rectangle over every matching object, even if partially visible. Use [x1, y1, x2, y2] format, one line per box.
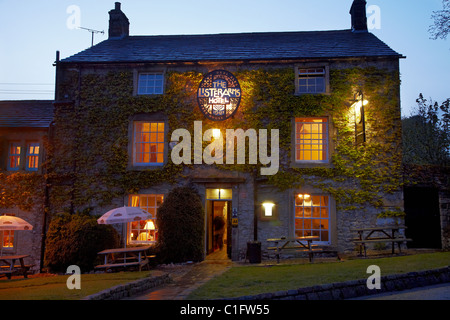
[404, 187, 442, 249]
[206, 200, 231, 259]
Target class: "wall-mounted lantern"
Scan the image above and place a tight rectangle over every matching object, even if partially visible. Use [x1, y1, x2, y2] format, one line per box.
[261, 202, 276, 220]
[212, 129, 221, 140]
[351, 90, 368, 145]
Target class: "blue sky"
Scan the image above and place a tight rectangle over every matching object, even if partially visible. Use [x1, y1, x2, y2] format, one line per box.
[0, 0, 448, 117]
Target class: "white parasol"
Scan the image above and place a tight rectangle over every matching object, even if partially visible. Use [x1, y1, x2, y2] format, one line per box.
[0, 215, 33, 255]
[97, 206, 152, 225]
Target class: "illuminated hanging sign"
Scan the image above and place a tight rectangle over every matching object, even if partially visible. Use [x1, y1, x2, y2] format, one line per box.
[197, 70, 241, 121]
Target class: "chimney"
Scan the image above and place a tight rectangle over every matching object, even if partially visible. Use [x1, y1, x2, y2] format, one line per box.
[350, 0, 368, 33]
[108, 2, 129, 39]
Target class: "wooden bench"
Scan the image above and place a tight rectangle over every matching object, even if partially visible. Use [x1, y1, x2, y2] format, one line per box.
[95, 255, 155, 272]
[353, 238, 412, 257]
[0, 270, 15, 280]
[351, 226, 412, 257]
[0, 265, 34, 279]
[267, 236, 320, 263]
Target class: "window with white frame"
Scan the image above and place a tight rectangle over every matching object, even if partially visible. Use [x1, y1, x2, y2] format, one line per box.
[7, 142, 21, 171]
[137, 73, 164, 95]
[26, 142, 40, 171]
[1, 230, 14, 251]
[294, 194, 330, 243]
[128, 194, 164, 245]
[295, 118, 329, 162]
[1, 214, 15, 251]
[297, 67, 326, 94]
[133, 122, 165, 165]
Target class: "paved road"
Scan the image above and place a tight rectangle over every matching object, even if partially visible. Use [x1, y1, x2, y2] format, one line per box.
[353, 283, 450, 300]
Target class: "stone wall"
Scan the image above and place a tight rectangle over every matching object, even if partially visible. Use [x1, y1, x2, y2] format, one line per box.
[223, 266, 450, 300]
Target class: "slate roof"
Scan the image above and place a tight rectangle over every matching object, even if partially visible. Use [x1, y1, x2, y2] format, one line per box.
[0, 100, 54, 128]
[62, 30, 402, 64]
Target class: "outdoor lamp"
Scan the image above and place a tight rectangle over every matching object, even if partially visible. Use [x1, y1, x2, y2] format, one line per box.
[261, 202, 276, 220]
[351, 90, 368, 145]
[212, 129, 221, 139]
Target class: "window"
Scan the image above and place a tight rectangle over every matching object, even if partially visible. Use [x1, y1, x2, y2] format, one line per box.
[137, 73, 164, 95]
[295, 194, 330, 243]
[298, 68, 326, 94]
[7, 141, 41, 171]
[7, 142, 21, 171]
[1, 230, 14, 251]
[295, 118, 329, 162]
[26, 142, 40, 171]
[128, 194, 164, 245]
[133, 122, 165, 165]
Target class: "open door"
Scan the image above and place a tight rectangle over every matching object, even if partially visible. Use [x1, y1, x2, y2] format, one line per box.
[206, 200, 231, 259]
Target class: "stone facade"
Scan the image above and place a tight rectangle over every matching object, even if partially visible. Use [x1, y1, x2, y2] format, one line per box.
[47, 2, 406, 263]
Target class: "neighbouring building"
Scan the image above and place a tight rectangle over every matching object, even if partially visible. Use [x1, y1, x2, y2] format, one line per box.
[0, 100, 53, 271]
[48, 0, 409, 262]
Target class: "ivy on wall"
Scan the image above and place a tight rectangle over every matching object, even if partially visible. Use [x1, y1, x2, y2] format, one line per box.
[0, 172, 45, 211]
[50, 66, 403, 216]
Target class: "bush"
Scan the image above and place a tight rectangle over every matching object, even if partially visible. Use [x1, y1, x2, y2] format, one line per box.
[157, 186, 204, 263]
[44, 212, 120, 273]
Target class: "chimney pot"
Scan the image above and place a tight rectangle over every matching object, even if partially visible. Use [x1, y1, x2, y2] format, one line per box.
[109, 2, 129, 39]
[350, 0, 368, 33]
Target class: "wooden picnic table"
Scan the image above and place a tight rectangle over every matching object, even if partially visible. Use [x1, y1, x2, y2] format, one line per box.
[350, 226, 412, 257]
[95, 246, 154, 272]
[0, 255, 32, 279]
[267, 236, 320, 263]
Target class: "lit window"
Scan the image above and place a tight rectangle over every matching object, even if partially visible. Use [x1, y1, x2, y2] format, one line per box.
[7, 142, 21, 171]
[138, 73, 164, 95]
[1, 230, 14, 250]
[133, 122, 165, 165]
[26, 142, 40, 171]
[298, 68, 326, 94]
[295, 118, 329, 162]
[128, 194, 164, 245]
[295, 194, 330, 243]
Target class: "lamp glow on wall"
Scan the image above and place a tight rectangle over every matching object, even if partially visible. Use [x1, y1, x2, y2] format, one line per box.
[351, 90, 368, 145]
[212, 129, 221, 139]
[262, 202, 275, 217]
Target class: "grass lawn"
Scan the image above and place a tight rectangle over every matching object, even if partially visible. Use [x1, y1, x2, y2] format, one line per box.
[0, 271, 153, 300]
[188, 252, 450, 300]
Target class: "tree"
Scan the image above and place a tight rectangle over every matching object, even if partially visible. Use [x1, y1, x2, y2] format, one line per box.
[156, 186, 204, 263]
[402, 94, 450, 166]
[429, 0, 450, 40]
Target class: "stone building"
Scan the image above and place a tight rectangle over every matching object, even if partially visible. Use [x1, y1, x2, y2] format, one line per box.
[51, 1, 406, 262]
[0, 100, 53, 271]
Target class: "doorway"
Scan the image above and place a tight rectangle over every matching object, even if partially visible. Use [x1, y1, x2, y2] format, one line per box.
[404, 187, 442, 249]
[206, 200, 231, 259]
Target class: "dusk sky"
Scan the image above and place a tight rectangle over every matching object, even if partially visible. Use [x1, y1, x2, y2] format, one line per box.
[0, 0, 448, 117]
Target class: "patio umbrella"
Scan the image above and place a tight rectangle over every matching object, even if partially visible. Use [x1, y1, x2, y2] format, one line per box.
[97, 206, 152, 225]
[97, 206, 153, 248]
[0, 215, 33, 256]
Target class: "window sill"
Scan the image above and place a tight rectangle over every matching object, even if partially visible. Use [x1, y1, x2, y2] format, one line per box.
[290, 161, 333, 169]
[128, 163, 165, 171]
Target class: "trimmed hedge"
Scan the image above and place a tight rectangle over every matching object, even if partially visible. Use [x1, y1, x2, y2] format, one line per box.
[157, 186, 204, 263]
[44, 212, 120, 273]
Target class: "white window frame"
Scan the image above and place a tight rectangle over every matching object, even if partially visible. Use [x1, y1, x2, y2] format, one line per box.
[133, 121, 166, 166]
[294, 117, 329, 163]
[137, 73, 164, 95]
[295, 65, 330, 95]
[128, 194, 164, 245]
[294, 194, 331, 245]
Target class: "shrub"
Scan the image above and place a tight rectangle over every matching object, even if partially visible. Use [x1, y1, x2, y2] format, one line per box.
[157, 186, 204, 263]
[44, 211, 120, 273]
